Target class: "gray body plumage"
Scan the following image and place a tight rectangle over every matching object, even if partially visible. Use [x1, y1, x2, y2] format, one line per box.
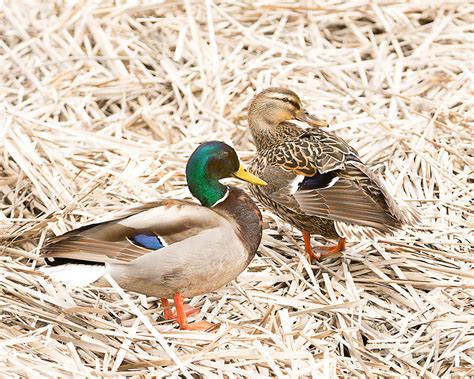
[42, 187, 263, 298]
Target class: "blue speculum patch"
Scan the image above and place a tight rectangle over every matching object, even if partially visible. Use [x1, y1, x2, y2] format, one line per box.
[299, 171, 336, 190]
[130, 233, 165, 250]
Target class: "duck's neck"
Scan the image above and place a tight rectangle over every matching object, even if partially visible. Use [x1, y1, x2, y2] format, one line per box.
[214, 187, 263, 260]
[188, 176, 228, 208]
[248, 115, 302, 151]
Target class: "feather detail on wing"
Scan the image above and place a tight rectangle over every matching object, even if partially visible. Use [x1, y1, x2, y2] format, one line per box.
[43, 237, 151, 264]
[42, 199, 221, 264]
[349, 161, 420, 226]
[293, 178, 400, 232]
[252, 127, 419, 232]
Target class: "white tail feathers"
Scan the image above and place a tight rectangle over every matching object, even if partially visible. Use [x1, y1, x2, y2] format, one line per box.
[40, 264, 107, 287]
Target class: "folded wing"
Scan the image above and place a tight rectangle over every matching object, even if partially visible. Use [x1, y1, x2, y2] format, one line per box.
[257, 128, 407, 231]
[42, 199, 221, 264]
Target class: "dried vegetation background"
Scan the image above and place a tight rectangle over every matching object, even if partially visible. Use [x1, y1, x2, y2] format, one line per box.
[1, 0, 473, 377]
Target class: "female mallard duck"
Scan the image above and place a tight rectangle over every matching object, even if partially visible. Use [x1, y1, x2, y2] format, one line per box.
[247, 87, 418, 261]
[41, 141, 266, 331]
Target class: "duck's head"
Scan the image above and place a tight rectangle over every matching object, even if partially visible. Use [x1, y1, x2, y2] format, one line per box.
[248, 87, 328, 128]
[186, 141, 266, 207]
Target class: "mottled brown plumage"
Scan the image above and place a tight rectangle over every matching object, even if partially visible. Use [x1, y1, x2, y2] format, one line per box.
[247, 87, 418, 260]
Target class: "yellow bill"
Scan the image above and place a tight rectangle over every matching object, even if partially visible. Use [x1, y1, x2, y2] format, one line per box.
[233, 165, 267, 186]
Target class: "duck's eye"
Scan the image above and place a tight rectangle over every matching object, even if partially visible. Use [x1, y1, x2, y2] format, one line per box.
[221, 151, 230, 160]
[281, 97, 301, 110]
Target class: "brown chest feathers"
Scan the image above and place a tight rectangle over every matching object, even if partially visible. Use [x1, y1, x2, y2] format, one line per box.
[214, 187, 263, 264]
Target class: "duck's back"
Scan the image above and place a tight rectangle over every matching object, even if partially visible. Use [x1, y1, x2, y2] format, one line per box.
[248, 127, 414, 239]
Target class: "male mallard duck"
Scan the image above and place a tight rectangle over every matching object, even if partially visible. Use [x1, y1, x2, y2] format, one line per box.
[41, 141, 266, 331]
[247, 87, 418, 261]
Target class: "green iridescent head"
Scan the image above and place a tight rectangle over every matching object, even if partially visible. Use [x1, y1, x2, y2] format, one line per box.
[186, 141, 266, 207]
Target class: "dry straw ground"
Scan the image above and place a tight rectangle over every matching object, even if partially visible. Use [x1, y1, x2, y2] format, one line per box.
[1, 0, 473, 377]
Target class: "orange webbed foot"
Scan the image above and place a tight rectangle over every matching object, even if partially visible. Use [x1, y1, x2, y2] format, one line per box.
[312, 237, 346, 260]
[302, 231, 345, 262]
[171, 293, 217, 332]
[161, 298, 199, 321]
[179, 320, 216, 331]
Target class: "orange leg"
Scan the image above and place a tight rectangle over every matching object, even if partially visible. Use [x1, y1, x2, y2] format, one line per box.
[161, 297, 199, 320]
[302, 230, 317, 261]
[173, 293, 214, 331]
[302, 230, 345, 261]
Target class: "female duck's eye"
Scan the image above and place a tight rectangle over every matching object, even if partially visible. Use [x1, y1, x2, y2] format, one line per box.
[282, 98, 290, 103]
